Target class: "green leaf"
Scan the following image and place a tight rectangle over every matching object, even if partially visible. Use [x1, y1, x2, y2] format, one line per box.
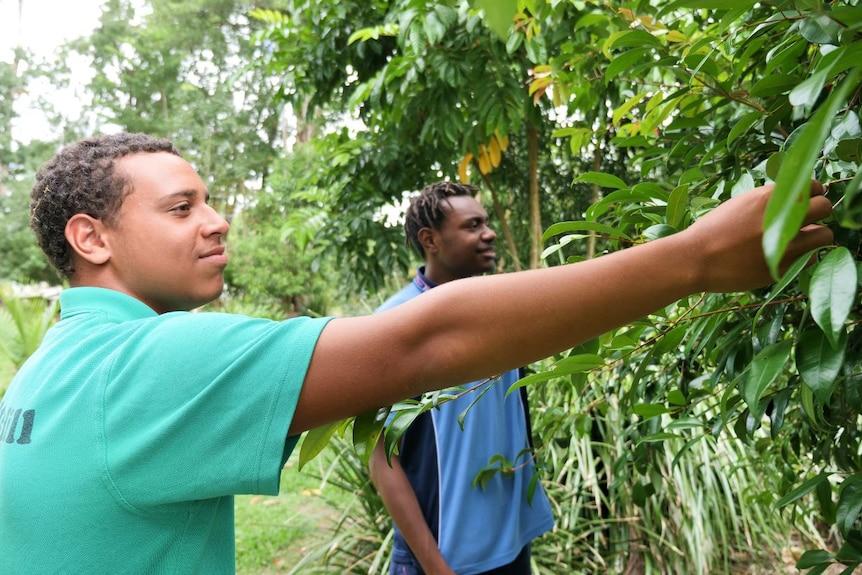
[659, 0, 757, 11]
[743, 340, 793, 411]
[383, 405, 424, 460]
[840, 169, 862, 230]
[666, 185, 689, 229]
[727, 111, 762, 147]
[775, 471, 831, 510]
[769, 387, 791, 439]
[633, 403, 671, 418]
[764, 69, 860, 277]
[612, 90, 649, 123]
[638, 432, 682, 443]
[553, 353, 606, 374]
[752, 248, 818, 329]
[809, 247, 858, 348]
[835, 138, 862, 162]
[789, 68, 829, 109]
[474, 0, 518, 40]
[654, 325, 687, 355]
[800, 13, 843, 45]
[605, 29, 660, 54]
[797, 328, 847, 403]
[352, 407, 388, 461]
[750, 74, 801, 97]
[837, 474, 862, 536]
[765, 152, 785, 181]
[642, 224, 677, 240]
[298, 420, 343, 470]
[607, 51, 650, 84]
[542, 221, 634, 243]
[574, 171, 628, 190]
[796, 549, 834, 569]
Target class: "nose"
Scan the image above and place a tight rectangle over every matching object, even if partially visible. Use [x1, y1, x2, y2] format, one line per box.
[204, 205, 230, 237]
[482, 225, 497, 242]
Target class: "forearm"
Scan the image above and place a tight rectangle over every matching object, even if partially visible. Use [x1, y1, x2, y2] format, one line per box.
[403, 231, 699, 390]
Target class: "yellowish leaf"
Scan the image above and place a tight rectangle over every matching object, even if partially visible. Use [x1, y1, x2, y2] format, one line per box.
[488, 137, 501, 167]
[458, 153, 473, 183]
[477, 145, 491, 174]
[494, 130, 509, 151]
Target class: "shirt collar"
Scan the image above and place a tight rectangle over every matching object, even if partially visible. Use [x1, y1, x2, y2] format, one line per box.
[59, 287, 159, 322]
[412, 265, 438, 293]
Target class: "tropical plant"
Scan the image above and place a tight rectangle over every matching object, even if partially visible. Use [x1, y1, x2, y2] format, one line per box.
[0, 283, 59, 395]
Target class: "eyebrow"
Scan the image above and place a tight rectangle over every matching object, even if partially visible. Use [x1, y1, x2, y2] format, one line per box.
[161, 190, 210, 203]
[464, 215, 488, 225]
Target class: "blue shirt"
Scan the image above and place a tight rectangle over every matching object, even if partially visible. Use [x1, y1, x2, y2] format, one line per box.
[377, 268, 554, 574]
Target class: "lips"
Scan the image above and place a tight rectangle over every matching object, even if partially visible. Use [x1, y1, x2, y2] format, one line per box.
[478, 247, 496, 259]
[200, 245, 228, 265]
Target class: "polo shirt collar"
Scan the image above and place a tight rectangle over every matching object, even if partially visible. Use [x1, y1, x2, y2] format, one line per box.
[412, 265, 438, 293]
[60, 287, 159, 322]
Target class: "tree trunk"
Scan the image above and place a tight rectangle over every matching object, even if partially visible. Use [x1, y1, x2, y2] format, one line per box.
[480, 172, 522, 272]
[527, 121, 542, 270]
[587, 144, 602, 259]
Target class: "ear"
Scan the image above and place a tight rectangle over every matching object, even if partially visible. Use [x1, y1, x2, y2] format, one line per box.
[417, 227, 438, 257]
[65, 214, 111, 266]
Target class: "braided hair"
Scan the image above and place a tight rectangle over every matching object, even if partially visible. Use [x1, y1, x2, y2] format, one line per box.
[403, 181, 478, 258]
[30, 133, 180, 279]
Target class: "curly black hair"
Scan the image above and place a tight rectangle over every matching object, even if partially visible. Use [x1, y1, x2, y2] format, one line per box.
[404, 181, 478, 258]
[30, 132, 181, 279]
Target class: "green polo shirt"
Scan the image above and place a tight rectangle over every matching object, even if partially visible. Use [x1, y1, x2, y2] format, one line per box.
[0, 287, 331, 574]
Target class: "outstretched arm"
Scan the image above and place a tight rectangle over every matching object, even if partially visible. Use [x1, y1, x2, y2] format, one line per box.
[290, 183, 833, 434]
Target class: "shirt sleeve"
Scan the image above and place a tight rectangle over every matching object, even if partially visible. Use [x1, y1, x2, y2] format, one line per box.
[98, 312, 331, 509]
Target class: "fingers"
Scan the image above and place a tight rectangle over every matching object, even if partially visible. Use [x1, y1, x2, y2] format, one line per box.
[805, 195, 833, 225]
[793, 223, 835, 252]
[809, 179, 826, 197]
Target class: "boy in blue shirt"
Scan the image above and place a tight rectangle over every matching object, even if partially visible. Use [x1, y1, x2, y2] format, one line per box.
[370, 182, 554, 575]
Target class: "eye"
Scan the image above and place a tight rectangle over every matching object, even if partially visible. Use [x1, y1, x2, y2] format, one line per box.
[170, 203, 192, 214]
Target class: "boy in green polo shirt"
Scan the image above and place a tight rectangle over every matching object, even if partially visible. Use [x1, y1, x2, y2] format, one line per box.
[0, 133, 833, 573]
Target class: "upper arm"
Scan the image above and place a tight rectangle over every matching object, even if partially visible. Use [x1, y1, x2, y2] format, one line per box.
[288, 313, 422, 434]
